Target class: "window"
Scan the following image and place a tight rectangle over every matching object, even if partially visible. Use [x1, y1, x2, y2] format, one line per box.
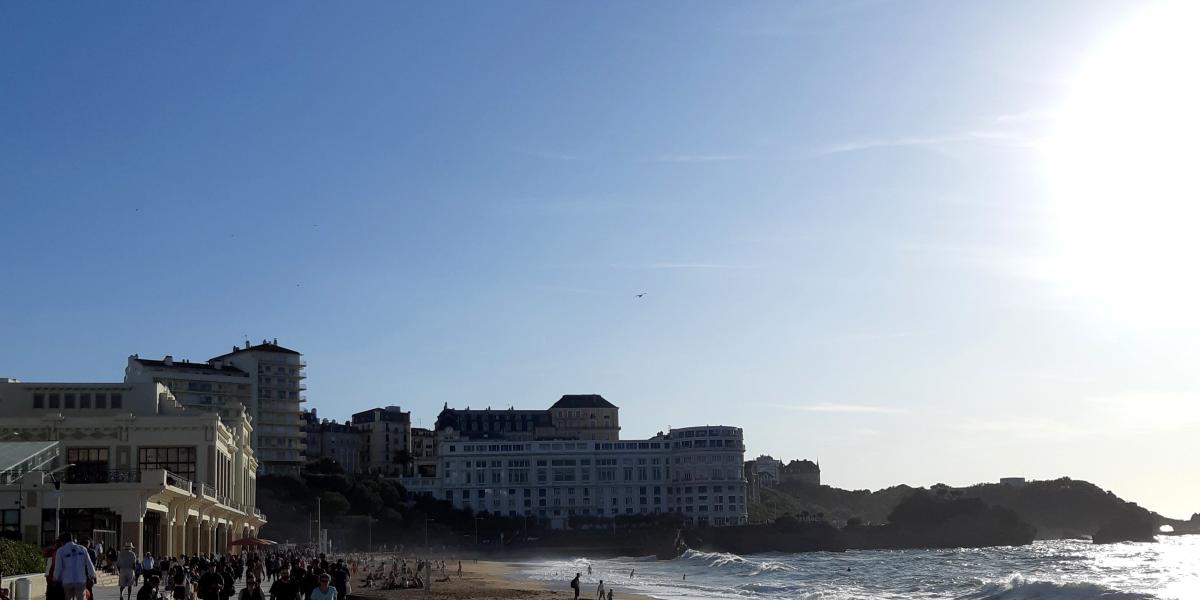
[48, 394, 60, 409]
[138, 447, 196, 480]
[0, 509, 18, 535]
[33, 394, 44, 409]
[64, 394, 76, 409]
[66, 447, 111, 483]
[110, 393, 122, 408]
[79, 393, 91, 408]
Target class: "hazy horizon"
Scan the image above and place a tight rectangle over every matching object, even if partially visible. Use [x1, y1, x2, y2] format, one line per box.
[3, 1, 1197, 519]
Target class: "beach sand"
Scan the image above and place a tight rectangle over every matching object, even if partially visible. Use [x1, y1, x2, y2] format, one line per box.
[352, 560, 653, 600]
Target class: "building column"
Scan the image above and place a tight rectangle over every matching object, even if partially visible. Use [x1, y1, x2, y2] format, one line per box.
[199, 520, 210, 555]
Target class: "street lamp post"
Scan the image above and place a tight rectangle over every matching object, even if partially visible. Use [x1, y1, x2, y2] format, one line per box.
[316, 496, 322, 553]
[424, 518, 434, 549]
[474, 516, 483, 546]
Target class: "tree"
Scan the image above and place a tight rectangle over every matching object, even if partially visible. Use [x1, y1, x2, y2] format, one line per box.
[305, 458, 344, 475]
[318, 491, 351, 521]
[393, 449, 414, 474]
[346, 483, 384, 516]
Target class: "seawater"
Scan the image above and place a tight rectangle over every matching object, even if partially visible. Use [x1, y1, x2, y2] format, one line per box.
[513, 536, 1200, 599]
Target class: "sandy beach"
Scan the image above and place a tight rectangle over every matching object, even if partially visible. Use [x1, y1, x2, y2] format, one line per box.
[352, 560, 654, 600]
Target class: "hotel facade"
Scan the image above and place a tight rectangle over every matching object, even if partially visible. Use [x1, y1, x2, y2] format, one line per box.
[0, 378, 265, 556]
[417, 396, 748, 529]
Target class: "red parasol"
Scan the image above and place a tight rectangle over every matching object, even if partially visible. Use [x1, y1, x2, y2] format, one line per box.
[229, 537, 276, 546]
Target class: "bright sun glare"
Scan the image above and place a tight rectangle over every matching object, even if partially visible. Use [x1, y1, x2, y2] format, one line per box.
[1045, 1, 1200, 327]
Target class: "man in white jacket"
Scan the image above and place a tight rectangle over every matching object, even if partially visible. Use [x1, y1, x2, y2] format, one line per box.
[53, 533, 97, 600]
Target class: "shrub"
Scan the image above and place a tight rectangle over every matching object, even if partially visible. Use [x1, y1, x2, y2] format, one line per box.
[0, 537, 46, 576]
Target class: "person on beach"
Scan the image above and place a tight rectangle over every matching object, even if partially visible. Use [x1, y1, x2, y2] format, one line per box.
[595, 579, 605, 600]
[587, 565, 592, 575]
[118, 543, 138, 600]
[607, 589, 613, 600]
[629, 569, 635, 579]
[570, 573, 581, 599]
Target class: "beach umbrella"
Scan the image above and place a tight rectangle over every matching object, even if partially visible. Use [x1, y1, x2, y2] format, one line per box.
[229, 537, 274, 546]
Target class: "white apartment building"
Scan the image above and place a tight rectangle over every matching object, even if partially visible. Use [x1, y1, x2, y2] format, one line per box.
[0, 378, 265, 556]
[209, 340, 307, 475]
[437, 425, 748, 529]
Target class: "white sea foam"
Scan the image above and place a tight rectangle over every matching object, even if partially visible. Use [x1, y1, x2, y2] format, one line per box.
[514, 537, 1199, 600]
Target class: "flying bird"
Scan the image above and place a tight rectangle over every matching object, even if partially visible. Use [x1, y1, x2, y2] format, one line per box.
[635, 292, 647, 298]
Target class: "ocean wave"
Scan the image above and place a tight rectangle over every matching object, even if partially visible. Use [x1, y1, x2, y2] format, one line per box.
[681, 549, 748, 565]
[677, 550, 795, 577]
[959, 574, 1158, 600]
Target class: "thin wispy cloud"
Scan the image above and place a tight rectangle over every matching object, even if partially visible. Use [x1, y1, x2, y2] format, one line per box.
[608, 262, 762, 270]
[815, 129, 1036, 156]
[653, 154, 746, 163]
[508, 146, 585, 161]
[526, 284, 609, 296]
[992, 107, 1056, 124]
[955, 392, 1200, 442]
[764, 402, 907, 414]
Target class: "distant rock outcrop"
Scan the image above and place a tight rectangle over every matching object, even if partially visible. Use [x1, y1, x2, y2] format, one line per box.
[842, 491, 1036, 549]
[1093, 514, 1158, 544]
[755, 476, 1167, 541]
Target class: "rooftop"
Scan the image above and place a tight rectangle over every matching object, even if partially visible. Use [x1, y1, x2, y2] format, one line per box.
[551, 394, 617, 409]
[132, 357, 249, 376]
[211, 339, 301, 359]
[0, 441, 60, 473]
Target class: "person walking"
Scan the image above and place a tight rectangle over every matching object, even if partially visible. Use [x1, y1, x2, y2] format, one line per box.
[238, 577, 266, 600]
[595, 579, 606, 600]
[118, 543, 138, 600]
[53, 533, 97, 600]
[267, 569, 299, 600]
[197, 562, 224, 600]
[136, 575, 162, 600]
[309, 574, 336, 600]
[570, 573, 581, 600]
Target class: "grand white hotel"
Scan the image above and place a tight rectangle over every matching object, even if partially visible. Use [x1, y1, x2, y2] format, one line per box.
[426, 396, 748, 529]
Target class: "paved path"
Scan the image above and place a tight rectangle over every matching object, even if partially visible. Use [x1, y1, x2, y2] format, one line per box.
[91, 578, 248, 600]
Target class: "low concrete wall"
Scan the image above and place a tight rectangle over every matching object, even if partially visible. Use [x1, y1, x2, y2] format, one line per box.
[1, 573, 47, 600]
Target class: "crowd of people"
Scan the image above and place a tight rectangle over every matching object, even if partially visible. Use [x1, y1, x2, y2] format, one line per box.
[359, 557, 452, 591]
[42, 534, 355, 600]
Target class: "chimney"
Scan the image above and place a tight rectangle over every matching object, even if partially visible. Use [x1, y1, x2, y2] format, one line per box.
[272, 337, 278, 345]
[245, 341, 251, 349]
[163, 355, 174, 366]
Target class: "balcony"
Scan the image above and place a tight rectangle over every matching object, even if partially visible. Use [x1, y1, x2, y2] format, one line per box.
[253, 508, 266, 520]
[65, 468, 141, 484]
[164, 471, 193, 493]
[200, 483, 216, 498]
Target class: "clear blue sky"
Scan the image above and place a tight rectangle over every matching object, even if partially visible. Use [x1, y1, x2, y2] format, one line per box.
[4, 1, 1198, 518]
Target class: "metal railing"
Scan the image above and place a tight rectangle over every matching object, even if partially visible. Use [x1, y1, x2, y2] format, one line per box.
[253, 508, 265, 520]
[200, 483, 216, 497]
[64, 469, 141, 484]
[164, 471, 193, 492]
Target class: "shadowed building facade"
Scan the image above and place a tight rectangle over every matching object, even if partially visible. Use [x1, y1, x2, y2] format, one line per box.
[0, 378, 265, 556]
